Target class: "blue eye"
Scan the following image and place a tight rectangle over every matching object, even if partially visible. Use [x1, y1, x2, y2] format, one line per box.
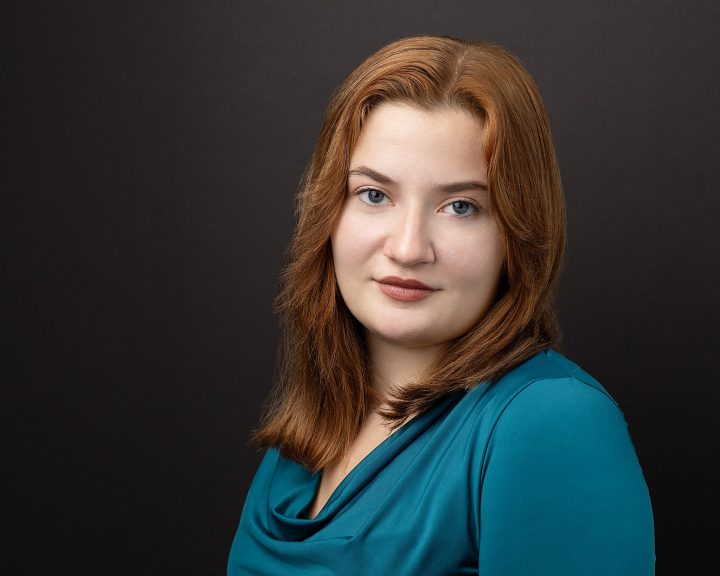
[358, 188, 389, 205]
[442, 200, 476, 217]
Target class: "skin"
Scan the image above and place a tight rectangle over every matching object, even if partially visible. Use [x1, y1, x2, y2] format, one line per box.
[332, 101, 505, 397]
[307, 102, 505, 519]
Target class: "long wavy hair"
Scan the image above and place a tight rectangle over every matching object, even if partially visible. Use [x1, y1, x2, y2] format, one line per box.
[254, 35, 566, 471]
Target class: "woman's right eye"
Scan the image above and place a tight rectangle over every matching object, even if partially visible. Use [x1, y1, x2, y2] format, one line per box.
[357, 188, 389, 205]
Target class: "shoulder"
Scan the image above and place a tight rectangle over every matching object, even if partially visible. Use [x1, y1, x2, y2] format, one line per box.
[477, 349, 632, 461]
[475, 350, 652, 534]
[487, 348, 615, 400]
[463, 349, 623, 430]
[474, 351, 655, 573]
[456, 348, 647, 492]
[449, 349, 645, 491]
[488, 375, 633, 468]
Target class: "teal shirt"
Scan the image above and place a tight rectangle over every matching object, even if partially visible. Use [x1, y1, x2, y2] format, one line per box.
[228, 350, 655, 575]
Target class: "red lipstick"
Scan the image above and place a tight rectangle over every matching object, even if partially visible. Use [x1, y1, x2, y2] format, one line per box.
[377, 276, 436, 301]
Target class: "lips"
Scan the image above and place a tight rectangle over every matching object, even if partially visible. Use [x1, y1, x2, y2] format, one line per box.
[376, 276, 437, 301]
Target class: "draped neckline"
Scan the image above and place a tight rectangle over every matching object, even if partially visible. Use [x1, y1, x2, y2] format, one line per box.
[264, 391, 464, 541]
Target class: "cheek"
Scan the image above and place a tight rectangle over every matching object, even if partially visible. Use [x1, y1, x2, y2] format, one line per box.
[330, 212, 370, 282]
[331, 209, 383, 272]
[439, 228, 505, 285]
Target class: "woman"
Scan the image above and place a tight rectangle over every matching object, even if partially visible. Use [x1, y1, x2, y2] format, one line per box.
[228, 36, 655, 575]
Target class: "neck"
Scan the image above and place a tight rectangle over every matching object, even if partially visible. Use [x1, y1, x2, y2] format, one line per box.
[366, 333, 443, 407]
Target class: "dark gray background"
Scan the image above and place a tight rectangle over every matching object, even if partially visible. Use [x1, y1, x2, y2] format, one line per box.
[3, 1, 718, 574]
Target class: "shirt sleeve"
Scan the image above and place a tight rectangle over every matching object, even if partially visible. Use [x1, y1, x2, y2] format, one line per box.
[478, 377, 655, 576]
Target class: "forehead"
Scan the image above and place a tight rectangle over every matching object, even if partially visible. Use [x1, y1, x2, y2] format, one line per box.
[350, 101, 487, 180]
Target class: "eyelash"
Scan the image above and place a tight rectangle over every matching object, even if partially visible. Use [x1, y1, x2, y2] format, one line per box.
[355, 187, 481, 218]
[440, 199, 479, 218]
[356, 188, 389, 205]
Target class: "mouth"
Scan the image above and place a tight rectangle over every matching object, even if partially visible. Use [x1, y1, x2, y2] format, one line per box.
[376, 276, 437, 301]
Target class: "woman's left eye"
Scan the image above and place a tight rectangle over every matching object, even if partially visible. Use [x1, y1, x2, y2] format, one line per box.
[441, 200, 477, 217]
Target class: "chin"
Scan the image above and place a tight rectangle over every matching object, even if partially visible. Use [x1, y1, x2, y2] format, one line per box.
[369, 326, 447, 349]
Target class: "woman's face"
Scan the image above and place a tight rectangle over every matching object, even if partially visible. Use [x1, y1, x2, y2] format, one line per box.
[331, 101, 505, 350]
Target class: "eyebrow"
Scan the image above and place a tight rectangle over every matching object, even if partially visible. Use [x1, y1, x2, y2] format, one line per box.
[348, 165, 488, 193]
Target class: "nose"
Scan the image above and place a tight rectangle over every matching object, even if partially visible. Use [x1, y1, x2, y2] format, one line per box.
[382, 208, 435, 267]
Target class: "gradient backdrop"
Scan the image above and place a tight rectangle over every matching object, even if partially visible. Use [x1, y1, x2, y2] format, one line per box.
[3, 1, 719, 574]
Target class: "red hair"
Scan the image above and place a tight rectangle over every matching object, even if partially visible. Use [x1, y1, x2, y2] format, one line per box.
[254, 36, 566, 471]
